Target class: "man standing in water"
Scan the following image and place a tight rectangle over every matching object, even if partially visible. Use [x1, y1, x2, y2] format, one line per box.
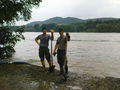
[53, 28, 70, 75]
[35, 27, 54, 72]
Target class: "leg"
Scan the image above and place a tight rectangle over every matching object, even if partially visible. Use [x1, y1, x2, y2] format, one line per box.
[59, 64, 64, 74]
[45, 47, 55, 72]
[57, 49, 65, 74]
[65, 56, 68, 74]
[45, 48, 52, 67]
[39, 47, 45, 68]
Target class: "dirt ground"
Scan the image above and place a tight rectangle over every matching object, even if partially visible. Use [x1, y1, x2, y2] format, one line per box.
[0, 63, 120, 90]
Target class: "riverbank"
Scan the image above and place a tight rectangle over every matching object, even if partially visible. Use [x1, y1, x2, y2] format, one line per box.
[0, 63, 120, 90]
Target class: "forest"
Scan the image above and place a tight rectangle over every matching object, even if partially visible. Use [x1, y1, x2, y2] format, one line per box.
[20, 19, 120, 32]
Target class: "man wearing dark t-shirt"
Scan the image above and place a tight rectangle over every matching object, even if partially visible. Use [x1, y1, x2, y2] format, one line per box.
[35, 27, 54, 71]
[53, 28, 70, 75]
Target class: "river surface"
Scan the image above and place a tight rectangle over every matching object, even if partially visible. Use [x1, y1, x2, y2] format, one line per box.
[10, 32, 120, 78]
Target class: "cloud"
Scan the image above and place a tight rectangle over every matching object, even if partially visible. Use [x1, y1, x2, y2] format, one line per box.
[16, 0, 120, 25]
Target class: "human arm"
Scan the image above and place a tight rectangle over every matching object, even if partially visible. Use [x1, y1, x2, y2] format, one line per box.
[50, 30, 54, 40]
[35, 39, 40, 45]
[66, 32, 70, 41]
[53, 44, 58, 56]
[35, 36, 40, 45]
[53, 38, 59, 55]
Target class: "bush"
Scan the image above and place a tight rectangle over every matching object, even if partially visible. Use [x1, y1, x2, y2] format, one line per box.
[0, 27, 25, 59]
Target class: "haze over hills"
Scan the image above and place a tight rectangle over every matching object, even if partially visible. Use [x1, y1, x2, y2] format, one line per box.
[26, 17, 117, 26]
[26, 17, 83, 26]
[14, 16, 120, 32]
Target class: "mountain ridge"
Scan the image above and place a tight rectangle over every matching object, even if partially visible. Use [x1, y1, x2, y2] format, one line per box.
[26, 17, 118, 26]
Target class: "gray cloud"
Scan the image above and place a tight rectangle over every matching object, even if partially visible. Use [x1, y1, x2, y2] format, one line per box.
[16, 0, 120, 25]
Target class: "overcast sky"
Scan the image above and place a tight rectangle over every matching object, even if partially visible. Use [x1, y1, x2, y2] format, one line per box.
[16, 0, 120, 25]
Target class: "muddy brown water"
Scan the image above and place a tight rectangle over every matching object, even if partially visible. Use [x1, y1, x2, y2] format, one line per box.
[11, 33, 120, 78]
[1, 33, 120, 90]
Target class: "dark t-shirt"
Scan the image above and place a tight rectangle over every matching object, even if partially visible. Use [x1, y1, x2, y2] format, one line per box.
[56, 35, 67, 50]
[35, 34, 51, 47]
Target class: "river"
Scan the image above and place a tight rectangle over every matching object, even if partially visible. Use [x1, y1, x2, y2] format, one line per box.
[10, 32, 120, 78]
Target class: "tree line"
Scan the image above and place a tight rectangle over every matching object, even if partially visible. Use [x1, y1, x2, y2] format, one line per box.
[24, 19, 120, 32]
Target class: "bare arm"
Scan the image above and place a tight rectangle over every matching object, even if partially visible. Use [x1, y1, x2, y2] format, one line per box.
[35, 39, 40, 45]
[53, 44, 59, 54]
[50, 32, 54, 40]
[53, 36, 59, 55]
[66, 32, 70, 41]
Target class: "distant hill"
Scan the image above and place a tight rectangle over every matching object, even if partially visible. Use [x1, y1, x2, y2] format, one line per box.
[87, 17, 118, 21]
[26, 17, 118, 26]
[26, 17, 84, 26]
[19, 17, 120, 32]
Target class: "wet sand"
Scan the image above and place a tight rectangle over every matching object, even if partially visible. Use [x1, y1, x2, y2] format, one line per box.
[0, 63, 120, 90]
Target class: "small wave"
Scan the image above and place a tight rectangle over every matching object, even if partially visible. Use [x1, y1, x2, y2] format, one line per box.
[71, 40, 110, 42]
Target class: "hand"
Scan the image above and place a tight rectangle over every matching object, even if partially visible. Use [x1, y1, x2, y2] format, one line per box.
[50, 29, 54, 33]
[66, 32, 70, 37]
[53, 52, 57, 56]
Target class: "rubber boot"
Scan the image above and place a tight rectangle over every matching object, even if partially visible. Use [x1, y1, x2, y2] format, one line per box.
[41, 60, 45, 71]
[60, 65, 64, 75]
[65, 65, 68, 74]
[48, 61, 52, 67]
[48, 61, 55, 72]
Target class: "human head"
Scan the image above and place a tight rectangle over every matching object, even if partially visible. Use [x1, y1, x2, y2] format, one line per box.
[42, 27, 48, 34]
[58, 28, 64, 36]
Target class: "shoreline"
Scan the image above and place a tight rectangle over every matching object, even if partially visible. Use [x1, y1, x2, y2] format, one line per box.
[0, 63, 120, 90]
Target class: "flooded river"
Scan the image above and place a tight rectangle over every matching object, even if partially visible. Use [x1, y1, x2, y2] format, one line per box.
[1, 32, 120, 90]
[10, 32, 120, 78]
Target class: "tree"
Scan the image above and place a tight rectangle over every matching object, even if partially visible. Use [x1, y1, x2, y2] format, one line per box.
[0, 0, 42, 24]
[0, 27, 25, 59]
[34, 24, 40, 32]
[0, 0, 42, 59]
